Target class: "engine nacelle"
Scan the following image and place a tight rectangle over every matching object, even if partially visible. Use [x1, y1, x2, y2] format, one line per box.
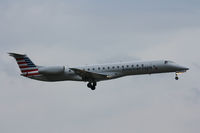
[39, 66, 65, 75]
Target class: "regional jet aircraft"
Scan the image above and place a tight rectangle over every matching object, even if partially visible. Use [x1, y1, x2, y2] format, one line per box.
[9, 53, 189, 90]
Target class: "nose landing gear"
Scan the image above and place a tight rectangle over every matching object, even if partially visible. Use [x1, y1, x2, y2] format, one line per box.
[175, 72, 183, 80]
[175, 74, 179, 80]
[87, 82, 97, 90]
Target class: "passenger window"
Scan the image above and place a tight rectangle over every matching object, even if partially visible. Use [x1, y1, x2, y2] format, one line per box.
[127, 65, 129, 68]
[136, 64, 139, 70]
[88, 68, 90, 71]
[117, 66, 120, 69]
[112, 66, 115, 69]
[98, 67, 100, 70]
[107, 67, 110, 69]
[93, 68, 95, 71]
[103, 67, 105, 70]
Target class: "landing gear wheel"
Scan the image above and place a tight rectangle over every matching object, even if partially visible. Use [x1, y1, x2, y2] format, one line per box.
[87, 83, 92, 88]
[175, 73, 179, 80]
[87, 82, 97, 90]
[91, 86, 96, 90]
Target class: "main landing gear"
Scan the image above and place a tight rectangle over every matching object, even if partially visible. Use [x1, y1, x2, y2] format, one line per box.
[87, 82, 97, 90]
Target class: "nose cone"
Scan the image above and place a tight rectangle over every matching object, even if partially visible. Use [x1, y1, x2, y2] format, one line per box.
[176, 65, 189, 72]
[185, 67, 189, 71]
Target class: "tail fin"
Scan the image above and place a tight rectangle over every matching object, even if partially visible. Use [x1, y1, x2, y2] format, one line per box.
[9, 53, 40, 77]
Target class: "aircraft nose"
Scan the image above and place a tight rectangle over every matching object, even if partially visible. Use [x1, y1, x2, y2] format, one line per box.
[185, 67, 189, 71]
[177, 65, 189, 71]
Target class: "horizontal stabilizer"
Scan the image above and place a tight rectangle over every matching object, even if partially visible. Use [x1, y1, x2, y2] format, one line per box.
[8, 53, 26, 58]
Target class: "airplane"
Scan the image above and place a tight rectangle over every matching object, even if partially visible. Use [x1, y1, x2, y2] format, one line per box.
[9, 53, 189, 90]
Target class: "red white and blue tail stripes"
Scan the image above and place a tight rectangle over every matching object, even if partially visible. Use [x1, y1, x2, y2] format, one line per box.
[9, 53, 40, 77]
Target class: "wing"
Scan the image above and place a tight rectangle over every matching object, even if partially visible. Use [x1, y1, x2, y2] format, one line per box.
[70, 68, 111, 81]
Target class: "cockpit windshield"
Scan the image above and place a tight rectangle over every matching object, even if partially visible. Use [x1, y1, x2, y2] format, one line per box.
[164, 60, 174, 64]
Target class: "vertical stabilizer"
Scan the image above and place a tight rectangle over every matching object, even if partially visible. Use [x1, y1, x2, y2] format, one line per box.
[9, 53, 40, 77]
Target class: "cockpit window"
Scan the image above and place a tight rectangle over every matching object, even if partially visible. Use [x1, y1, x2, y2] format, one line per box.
[164, 60, 174, 64]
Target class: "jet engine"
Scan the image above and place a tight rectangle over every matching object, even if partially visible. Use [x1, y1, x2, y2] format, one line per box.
[38, 66, 65, 75]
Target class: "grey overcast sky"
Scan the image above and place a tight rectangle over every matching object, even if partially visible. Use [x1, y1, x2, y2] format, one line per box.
[1, 0, 200, 133]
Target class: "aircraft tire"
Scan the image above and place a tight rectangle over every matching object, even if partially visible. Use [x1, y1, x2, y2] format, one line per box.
[87, 83, 92, 88]
[91, 86, 96, 90]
